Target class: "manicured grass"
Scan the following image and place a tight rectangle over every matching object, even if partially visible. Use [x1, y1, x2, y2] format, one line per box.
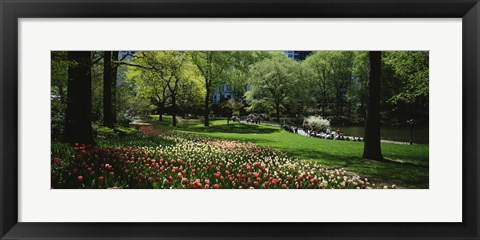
[150, 117, 429, 188]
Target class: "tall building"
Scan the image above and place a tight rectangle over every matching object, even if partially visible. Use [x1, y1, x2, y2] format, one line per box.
[284, 51, 312, 61]
[212, 85, 236, 104]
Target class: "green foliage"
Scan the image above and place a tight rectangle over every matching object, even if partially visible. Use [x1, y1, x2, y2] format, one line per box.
[51, 98, 66, 140]
[383, 51, 429, 104]
[95, 125, 116, 137]
[245, 52, 300, 120]
[125, 51, 205, 122]
[302, 51, 355, 118]
[190, 51, 235, 90]
[91, 51, 106, 123]
[94, 125, 138, 138]
[52, 50, 429, 142]
[51, 51, 69, 97]
[220, 99, 244, 116]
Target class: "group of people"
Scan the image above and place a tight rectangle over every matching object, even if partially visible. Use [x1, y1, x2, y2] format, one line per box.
[231, 115, 262, 124]
[288, 124, 365, 142]
[308, 130, 363, 141]
[283, 124, 299, 133]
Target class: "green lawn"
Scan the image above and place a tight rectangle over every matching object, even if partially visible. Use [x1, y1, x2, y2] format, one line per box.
[149, 117, 429, 188]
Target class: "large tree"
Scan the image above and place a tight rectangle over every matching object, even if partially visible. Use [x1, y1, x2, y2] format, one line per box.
[127, 51, 192, 126]
[303, 52, 333, 116]
[126, 56, 169, 121]
[246, 52, 298, 122]
[103, 51, 114, 128]
[111, 51, 119, 124]
[363, 51, 383, 160]
[64, 51, 94, 145]
[191, 51, 233, 126]
[302, 51, 355, 119]
[164, 52, 190, 126]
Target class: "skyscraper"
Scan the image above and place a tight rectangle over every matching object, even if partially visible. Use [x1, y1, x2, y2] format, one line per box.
[283, 51, 312, 61]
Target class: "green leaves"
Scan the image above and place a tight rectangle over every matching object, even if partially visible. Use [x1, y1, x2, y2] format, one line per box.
[246, 52, 299, 119]
[383, 51, 429, 104]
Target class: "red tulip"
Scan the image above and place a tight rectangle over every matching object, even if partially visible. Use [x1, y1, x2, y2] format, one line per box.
[104, 164, 112, 170]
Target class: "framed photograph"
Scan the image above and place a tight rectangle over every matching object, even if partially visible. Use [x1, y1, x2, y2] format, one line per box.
[1, 0, 479, 239]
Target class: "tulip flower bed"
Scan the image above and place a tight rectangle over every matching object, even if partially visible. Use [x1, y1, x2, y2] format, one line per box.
[51, 130, 380, 189]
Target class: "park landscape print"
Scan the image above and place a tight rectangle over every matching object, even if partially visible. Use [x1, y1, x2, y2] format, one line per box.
[51, 50, 429, 189]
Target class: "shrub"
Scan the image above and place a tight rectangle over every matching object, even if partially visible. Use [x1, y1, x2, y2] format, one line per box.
[95, 126, 116, 138]
[51, 98, 66, 140]
[115, 126, 137, 136]
[304, 116, 330, 131]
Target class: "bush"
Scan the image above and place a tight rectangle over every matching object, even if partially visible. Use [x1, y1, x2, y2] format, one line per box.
[115, 126, 137, 136]
[304, 116, 330, 131]
[95, 126, 116, 138]
[51, 98, 66, 140]
[95, 125, 138, 138]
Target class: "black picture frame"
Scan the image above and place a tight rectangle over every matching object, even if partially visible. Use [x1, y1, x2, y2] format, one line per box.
[1, 0, 479, 239]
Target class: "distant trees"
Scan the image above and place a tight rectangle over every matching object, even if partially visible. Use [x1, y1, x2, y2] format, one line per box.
[303, 52, 332, 116]
[301, 51, 355, 122]
[298, 51, 429, 126]
[64, 51, 94, 145]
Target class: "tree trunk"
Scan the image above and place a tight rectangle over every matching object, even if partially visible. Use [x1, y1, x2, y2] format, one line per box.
[171, 93, 177, 127]
[363, 51, 383, 160]
[103, 51, 114, 128]
[275, 103, 281, 123]
[204, 88, 210, 126]
[111, 51, 119, 124]
[64, 51, 94, 145]
[158, 100, 164, 121]
[321, 101, 325, 116]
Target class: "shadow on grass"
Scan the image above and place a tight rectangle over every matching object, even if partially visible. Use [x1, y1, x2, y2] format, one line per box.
[179, 122, 281, 135]
[283, 148, 429, 188]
